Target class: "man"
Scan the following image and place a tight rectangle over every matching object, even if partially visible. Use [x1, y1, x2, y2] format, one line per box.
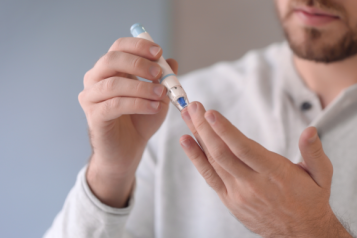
[45, 0, 357, 237]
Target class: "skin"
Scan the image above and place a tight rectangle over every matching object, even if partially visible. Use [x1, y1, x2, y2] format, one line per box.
[80, 37, 178, 207]
[180, 102, 351, 237]
[275, 0, 357, 108]
[79, 0, 357, 236]
[178, 0, 357, 236]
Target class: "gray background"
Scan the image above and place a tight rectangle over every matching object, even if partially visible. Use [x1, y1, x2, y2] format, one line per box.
[0, 1, 170, 237]
[173, 0, 284, 74]
[0, 0, 281, 237]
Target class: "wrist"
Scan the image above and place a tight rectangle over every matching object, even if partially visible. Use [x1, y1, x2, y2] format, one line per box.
[89, 138, 147, 176]
[294, 209, 353, 238]
[321, 213, 354, 238]
[86, 155, 138, 208]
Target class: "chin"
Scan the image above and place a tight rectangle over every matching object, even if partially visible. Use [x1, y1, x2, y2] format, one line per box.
[284, 24, 357, 63]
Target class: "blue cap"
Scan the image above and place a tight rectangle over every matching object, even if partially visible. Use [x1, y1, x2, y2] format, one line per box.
[130, 23, 147, 37]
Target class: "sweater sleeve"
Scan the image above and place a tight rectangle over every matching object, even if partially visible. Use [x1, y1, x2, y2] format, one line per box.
[43, 144, 157, 238]
[43, 166, 136, 238]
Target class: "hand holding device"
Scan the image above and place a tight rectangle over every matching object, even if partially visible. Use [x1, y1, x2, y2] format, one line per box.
[78, 30, 178, 207]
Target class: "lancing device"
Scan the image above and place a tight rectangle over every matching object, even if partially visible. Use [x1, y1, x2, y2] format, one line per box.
[130, 23, 189, 111]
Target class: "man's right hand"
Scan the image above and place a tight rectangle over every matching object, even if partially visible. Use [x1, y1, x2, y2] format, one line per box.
[78, 37, 178, 208]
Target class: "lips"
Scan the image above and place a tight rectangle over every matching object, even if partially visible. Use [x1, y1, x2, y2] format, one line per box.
[297, 6, 339, 17]
[293, 7, 340, 26]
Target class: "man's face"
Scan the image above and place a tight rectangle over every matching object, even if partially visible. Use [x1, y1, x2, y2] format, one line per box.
[275, 0, 357, 63]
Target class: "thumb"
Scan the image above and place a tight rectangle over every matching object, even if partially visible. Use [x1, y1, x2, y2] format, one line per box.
[298, 127, 333, 188]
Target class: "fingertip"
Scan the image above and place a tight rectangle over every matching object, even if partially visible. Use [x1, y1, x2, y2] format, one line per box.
[308, 131, 318, 144]
[195, 101, 204, 109]
[149, 45, 162, 59]
[180, 135, 193, 149]
[187, 101, 206, 116]
[300, 127, 319, 147]
[187, 101, 197, 115]
[161, 87, 168, 99]
[204, 111, 216, 124]
[153, 63, 164, 81]
[150, 101, 161, 111]
[181, 108, 191, 121]
[180, 134, 192, 141]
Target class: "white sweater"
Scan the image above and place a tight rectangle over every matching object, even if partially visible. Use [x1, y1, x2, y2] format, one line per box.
[44, 42, 357, 238]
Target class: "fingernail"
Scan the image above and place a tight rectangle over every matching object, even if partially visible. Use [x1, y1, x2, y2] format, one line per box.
[182, 109, 191, 121]
[153, 85, 164, 97]
[188, 102, 197, 115]
[150, 46, 161, 56]
[150, 66, 161, 78]
[151, 101, 160, 109]
[308, 132, 318, 144]
[205, 112, 216, 124]
[181, 139, 191, 148]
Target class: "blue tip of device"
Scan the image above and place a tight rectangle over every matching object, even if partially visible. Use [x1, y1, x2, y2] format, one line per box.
[130, 23, 146, 37]
[177, 97, 187, 108]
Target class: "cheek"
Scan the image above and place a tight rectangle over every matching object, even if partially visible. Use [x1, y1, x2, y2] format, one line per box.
[275, 0, 288, 20]
[345, 1, 357, 28]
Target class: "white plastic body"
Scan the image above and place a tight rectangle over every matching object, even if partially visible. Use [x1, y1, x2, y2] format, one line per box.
[136, 32, 189, 111]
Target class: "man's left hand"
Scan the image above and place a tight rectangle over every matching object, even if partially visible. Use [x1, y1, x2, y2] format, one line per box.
[180, 102, 350, 238]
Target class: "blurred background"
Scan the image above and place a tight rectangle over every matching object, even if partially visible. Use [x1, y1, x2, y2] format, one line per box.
[0, 0, 283, 237]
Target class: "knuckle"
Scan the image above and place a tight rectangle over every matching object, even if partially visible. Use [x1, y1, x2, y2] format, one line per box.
[100, 77, 117, 93]
[212, 146, 227, 163]
[110, 97, 122, 110]
[101, 51, 116, 68]
[310, 146, 324, 158]
[133, 97, 141, 111]
[216, 123, 229, 137]
[134, 81, 144, 95]
[103, 98, 121, 115]
[83, 70, 91, 81]
[190, 150, 203, 163]
[85, 105, 95, 119]
[135, 38, 147, 51]
[195, 120, 207, 132]
[114, 37, 124, 49]
[83, 70, 92, 86]
[132, 56, 144, 70]
[208, 179, 221, 191]
[237, 142, 253, 158]
[78, 91, 85, 104]
[206, 154, 218, 167]
[201, 169, 219, 188]
[201, 168, 214, 181]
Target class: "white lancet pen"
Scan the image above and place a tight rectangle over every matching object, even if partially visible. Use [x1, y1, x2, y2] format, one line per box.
[131, 23, 189, 111]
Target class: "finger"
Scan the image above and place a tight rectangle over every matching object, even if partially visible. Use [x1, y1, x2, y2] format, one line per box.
[166, 58, 179, 75]
[184, 102, 253, 179]
[85, 51, 162, 87]
[182, 108, 235, 185]
[181, 108, 211, 154]
[92, 97, 161, 122]
[205, 110, 277, 173]
[180, 135, 227, 194]
[299, 127, 333, 188]
[108, 37, 162, 61]
[82, 77, 167, 103]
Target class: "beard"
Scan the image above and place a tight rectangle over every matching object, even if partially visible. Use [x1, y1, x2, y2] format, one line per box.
[282, 0, 357, 63]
